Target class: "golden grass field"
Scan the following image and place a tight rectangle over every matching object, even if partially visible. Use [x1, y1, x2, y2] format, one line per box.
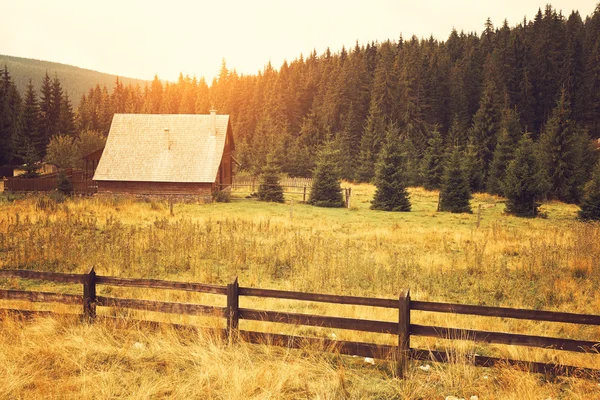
[1, 183, 600, 399]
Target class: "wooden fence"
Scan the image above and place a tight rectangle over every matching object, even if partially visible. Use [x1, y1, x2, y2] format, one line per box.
[4, 169, 97, 194]
[1, 268, 599, 377]
[224, 176, 352, 206]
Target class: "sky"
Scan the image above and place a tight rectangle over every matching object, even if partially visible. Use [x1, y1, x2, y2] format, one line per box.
[0, 0, 597, 82]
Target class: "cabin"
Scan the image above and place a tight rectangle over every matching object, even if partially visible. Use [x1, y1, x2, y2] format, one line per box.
[93, 111, 234, 196]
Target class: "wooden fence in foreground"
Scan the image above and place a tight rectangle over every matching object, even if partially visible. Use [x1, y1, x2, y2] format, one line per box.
[1, 268, 599, 377]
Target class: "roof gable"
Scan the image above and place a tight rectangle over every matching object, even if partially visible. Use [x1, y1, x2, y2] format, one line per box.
[93, 114, 230, 183]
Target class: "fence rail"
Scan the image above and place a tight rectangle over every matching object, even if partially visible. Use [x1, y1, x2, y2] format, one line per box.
[0, 268, 599, 377]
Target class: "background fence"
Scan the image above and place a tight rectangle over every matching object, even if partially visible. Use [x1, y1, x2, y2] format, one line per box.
[225, 176, 352, 206]
[4, 169, 96, 194]
[1, 268, 599, 377]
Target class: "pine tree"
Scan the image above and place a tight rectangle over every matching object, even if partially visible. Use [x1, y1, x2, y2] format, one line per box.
[58, 93, 77, 136]
[257, 156, 285, 203]
[502, 134, 550, 217]
[487, 128, 516, 195]
[357, 100, 386, 182]
[38, 72, 53, 157]
[578, 159, 600, 221]
[0, 65, 21, 165]
[439, 147, 472, 213]
[50, 76, 63, 134]
[371, 124, 411, 211]
[421, 126, 445, 190]
[463, 143, 485, 192]
[21, 80, 41, 160]
[467, 57, 502, 181]
[539, 88, 582, 203]
[308, 143, 345, 208]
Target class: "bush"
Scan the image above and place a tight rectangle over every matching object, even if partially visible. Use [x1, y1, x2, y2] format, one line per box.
[56, 171, 73, 195]
[212, 190, 231, 203]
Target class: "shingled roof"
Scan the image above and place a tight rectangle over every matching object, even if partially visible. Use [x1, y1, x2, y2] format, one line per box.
[93, 113, 232, 183]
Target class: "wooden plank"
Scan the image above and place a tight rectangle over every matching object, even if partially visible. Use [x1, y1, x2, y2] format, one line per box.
[96, 295, 227, 316]
[0, 289, 82, 305]
[0, 270, 84, 284]
[397, 289, 410, 377]
[411, 300, 600, 326]
[410, 324, 600, 353]
[410, 348, 600, 378]
[239, 330, 398, 359]
[0, 308, 70, 319]
[96, 276, 227, 295]
[239, 308, 397, 334]
[227, 276, 239, 341]
[239, 287, 398, 308]
[83, 267, 96, 322]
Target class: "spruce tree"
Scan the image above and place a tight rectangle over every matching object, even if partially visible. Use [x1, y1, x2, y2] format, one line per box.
[357, 101, 385, 182]
[308, 143, 345, 208]
[0, 65, 21, 165]
[502, 134, 550, 217]
[539, 88, 581, 203]
[59, 93, 77, 136]
[578, 159, 600, 221]
[21, 80, 41, 161]
[371, 124, 411, 211]
[257, 157, 284, 203]
[439, 147, 472, 213]
[421, 127, 445, 190]
[468, 60, 502, 180]
[487, 128, 517, 195]
[38, 73, 53, 158]
[463, 143, 485, 192]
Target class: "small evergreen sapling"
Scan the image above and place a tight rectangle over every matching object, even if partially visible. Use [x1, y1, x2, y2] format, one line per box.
[578, 159, 600, 221]
[308, 144, 345, 208]
[439, 147, 472, 213]
[257, 158, 284, 203]
[371, 125, 411, 212]
[502, 134, 550, 217]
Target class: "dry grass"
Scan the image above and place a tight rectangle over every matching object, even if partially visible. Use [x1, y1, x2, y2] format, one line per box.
[1, 186, 600, 398]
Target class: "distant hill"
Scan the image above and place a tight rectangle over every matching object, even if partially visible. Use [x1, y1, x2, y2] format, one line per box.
[0, 54, 148, 107]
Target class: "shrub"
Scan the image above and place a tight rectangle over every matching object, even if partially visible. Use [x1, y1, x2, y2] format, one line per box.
[212, 190, 231, 203]
[56, 171, 73, 195]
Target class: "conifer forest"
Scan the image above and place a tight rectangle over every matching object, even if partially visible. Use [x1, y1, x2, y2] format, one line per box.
[1, 4, 600, 204]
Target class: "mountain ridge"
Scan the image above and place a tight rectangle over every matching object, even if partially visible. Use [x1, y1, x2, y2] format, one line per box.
[0, 54, 148, 107]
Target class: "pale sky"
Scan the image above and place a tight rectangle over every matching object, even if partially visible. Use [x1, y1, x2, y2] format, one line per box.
[1, 0, 597, 82]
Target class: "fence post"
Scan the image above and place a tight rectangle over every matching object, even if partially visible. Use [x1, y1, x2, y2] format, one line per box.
[82, 266, 96, 323]
[227, 276, 239, 343]
[303, 185, 306, 202]
[346, 188, 352, 208]
[397, 288, 410, 377]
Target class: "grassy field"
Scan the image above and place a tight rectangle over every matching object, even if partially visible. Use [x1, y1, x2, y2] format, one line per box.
[1, 184, 599, 399]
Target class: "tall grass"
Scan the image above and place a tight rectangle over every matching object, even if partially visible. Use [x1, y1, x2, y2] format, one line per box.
[0, 187, 599, 397]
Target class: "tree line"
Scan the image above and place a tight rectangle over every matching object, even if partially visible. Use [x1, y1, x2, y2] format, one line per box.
[1, 4, 599, 210]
